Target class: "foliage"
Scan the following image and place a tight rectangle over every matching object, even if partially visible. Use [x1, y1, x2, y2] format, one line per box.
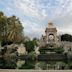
[0, 52, 17, 69]
[0, 58, 5, 69]
[19, 60, 35, 69]
[39, 48, 46, 54]
[28, 51, 36, 60]
[35, 61, 47, 70]
[0, 12, 24, 46]
[19, 52, 36, 69]
[61, 34, 72, 42]
[0, 46, 18, 69]
[24, 40, 37, 53]
[55, 61, 66, 69]
[4, 61, 17, 69]
[39, 46, 54, 54]
[39, 45, 64, 54]
[54, 47, 64, 53]
[19, 51, 36, 69]
[67, 61, 72, 69]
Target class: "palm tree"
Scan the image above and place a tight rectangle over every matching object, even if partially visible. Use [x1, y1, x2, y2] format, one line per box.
[0, 12, 8, 45]
[7, 16, 24, 43]
[0, 12, 24, 45]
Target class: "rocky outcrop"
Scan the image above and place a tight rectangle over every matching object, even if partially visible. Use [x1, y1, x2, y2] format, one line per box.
[17, 44, 27, 56]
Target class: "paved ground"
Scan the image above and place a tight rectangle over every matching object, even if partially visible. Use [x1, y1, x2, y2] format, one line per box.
[0, 70, 72, 72]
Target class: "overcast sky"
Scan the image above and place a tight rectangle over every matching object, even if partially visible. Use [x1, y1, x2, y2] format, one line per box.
[0, 0, 72, 38]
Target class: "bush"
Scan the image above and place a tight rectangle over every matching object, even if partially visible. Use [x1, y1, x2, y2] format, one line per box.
[35, 62, 47, 70]
[4, 62, 17, 69]
[24, 41, 36, 53]
[54, 47, 64, 53]
[39, 48, 46, 54]
[19, 60, 35, 69]
[0, 58, 5, 69]
[39, 46, 55, 54]
[19, 52, 36, 69]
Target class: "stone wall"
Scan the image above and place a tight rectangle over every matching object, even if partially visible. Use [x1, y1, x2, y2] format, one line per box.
[61, 41, 72, 52]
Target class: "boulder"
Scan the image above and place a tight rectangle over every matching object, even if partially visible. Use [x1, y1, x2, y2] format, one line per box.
[17, 44, 27, 56]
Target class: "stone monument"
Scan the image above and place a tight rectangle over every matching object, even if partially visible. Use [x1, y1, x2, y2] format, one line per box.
[39, 22, 61, 48]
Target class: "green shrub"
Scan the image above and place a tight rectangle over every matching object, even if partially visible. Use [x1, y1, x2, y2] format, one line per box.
[19, 52, 36, 69]
[19, 60, 35, 69]
[4, 62, 17, 69]
[54, 47, 64, 53]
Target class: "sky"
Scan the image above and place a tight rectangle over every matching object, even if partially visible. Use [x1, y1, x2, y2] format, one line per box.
[0, 0, 72, 38]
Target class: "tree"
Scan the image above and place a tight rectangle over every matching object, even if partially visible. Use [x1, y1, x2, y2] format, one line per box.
[24, 40, 37, 53]
[61, 34, 72, 42]
[0, 12, 24, 45]
[0, 12, 8, 45]
[7, 16, 24, 44]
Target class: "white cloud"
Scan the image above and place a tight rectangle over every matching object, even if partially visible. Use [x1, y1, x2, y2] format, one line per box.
[6, 0, 72, 20]
[12, 0, 48, 20]
[22, 20, 45, 38]
[1, 0, 72, 38]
